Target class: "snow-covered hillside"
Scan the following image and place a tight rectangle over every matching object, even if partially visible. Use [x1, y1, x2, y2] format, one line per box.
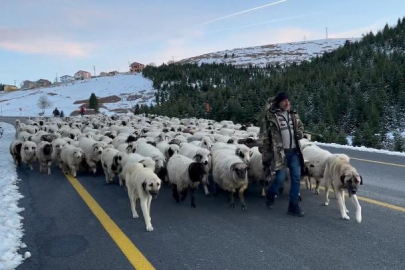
[0, 74, 155, 117]
[177, 38, 360, 67]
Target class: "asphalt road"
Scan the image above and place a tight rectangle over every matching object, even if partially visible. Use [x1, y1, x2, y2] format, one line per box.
[15, 148, 405, 270]
[2, 117, 404, 270]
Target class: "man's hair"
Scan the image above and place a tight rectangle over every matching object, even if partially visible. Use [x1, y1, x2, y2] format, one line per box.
[273, 92, 289, 105]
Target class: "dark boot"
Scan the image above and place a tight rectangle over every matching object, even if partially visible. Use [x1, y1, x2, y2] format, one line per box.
[287, 201, 304, 217]
[266, 191, 277, 209]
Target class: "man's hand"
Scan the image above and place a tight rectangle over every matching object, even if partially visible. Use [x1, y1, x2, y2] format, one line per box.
[295, 131, 303, 140]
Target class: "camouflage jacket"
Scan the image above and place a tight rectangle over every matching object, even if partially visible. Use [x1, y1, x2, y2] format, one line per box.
[258, 97, 305, 173]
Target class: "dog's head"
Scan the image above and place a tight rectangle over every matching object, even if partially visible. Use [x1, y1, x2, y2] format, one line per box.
[230, 163, 248, 181]
[188, 162, 206, 183]
[142, 176, 162, 199]
[341, 173, 363, 196]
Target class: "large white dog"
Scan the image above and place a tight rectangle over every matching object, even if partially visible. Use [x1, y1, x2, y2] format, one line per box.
[323, 154, 363, 223]
[125, 163, 162, 232]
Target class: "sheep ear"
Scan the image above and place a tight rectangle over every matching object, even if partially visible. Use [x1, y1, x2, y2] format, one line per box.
[340, 175, 346, 185]
[360, 175, 363, 185]
[142, 181, 147, 191]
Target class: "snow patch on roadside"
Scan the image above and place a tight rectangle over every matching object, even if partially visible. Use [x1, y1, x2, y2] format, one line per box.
[0, 122, 26, 270]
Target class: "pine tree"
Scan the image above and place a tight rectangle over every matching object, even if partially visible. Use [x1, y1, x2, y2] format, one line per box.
[60, 110, 65, 117]
[134, 104, 140, 115]
[393, 131, 404, 152]
[89, 93, 99, 112]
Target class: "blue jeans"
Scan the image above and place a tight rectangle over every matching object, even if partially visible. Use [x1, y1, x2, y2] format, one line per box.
[267, 149, 301, 203]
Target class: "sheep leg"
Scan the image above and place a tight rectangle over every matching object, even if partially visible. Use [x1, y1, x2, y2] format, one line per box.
[171, 184, 180, 203]
[47, 161, 52, 175]
[29, 163, 34, 171]
[189, 187, 196, 208]
[229, 191, 235, 208]
[180, 189, 188, 202]
[88, 160, 97, 174]
[69, 165, 77, 177]
[238, 186, 248, 210]
[203, 184, 210, 196]
[213, 182, 220, 197]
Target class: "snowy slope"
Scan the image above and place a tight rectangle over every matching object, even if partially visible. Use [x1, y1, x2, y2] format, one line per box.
[0, 123, 26, 269]
[0, 74, 156, 117]
[177, 38, 360, 67]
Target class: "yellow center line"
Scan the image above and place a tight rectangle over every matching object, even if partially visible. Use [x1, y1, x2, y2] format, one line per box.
[350, 157, 405, 168]
[64, 173, 155, 270]
[315, 185, 405, 213]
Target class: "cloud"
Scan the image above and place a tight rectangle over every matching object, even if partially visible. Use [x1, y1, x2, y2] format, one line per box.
[199, 0, 287, 26]
[0, 28, 94, 57]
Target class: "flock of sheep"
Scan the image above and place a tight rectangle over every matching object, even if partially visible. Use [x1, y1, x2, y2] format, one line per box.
[9, 113, 363, 231]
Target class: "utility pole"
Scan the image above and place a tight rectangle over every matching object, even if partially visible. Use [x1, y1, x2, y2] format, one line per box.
[326, 27, 329, 39]
[14, 80, 16, 86]
[93, 66, 96, 76]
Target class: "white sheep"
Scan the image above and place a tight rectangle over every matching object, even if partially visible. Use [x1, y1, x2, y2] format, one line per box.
[20, 141, 37, 170]
[116, 143, 137, 154]
[17, 131, 31, 141]
[52, 138, 67, 169]
[167, 154, 207, 208]
[60, 144, 84, 177]
[178, 143, 211, 195]
[300, 139, 333, 194]
[29, 131, 53, 145]
[101, 148, 126, 183]
[211, 143, 252, 164]
[213, 155, 249, 210]
[247, 147, 270, 196]
[135, 142, 166, 173]
[36, 141, 53, 175]
[9, 140, 23, 166]
[156, 141, 179, 161]
[78, 137, 106, 174]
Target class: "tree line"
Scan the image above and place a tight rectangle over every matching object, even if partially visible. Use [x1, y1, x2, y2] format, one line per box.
[139, 18, 405, 150]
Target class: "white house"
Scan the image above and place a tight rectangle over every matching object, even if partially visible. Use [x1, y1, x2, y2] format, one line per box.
[74, 70, 92, 80]
[60, 75, 75, 83]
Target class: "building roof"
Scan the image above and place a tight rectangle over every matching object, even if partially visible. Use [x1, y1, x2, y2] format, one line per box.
[60, 75, 73, 78]
[130, 62, 144, 67]
[75, 70, 91, 74]
[36, 79, 51, 83]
